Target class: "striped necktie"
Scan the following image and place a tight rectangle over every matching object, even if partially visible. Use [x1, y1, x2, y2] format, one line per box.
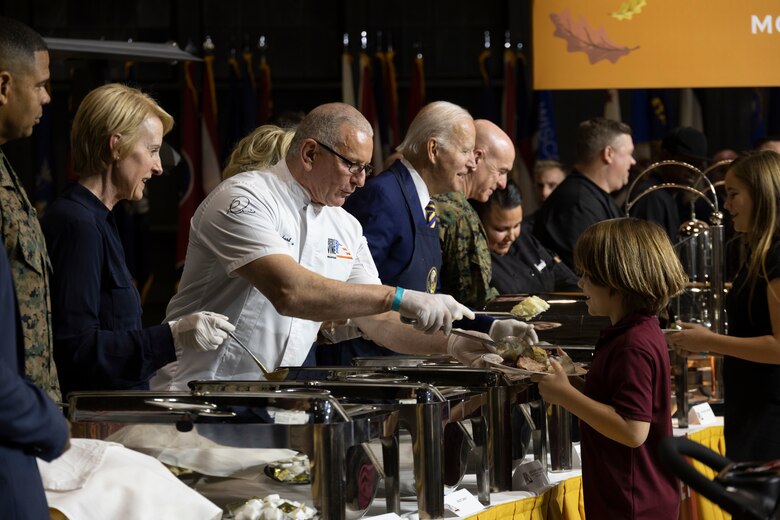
[425, 199, 437, 228]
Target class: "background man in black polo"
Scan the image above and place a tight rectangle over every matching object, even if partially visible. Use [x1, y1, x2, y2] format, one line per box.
[532, 118, 635, 268]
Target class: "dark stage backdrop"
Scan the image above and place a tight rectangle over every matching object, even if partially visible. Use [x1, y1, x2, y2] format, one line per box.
[0, 0, 770, 324]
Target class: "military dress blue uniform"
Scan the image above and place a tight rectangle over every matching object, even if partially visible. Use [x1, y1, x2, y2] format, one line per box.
[0, 241, 69, 519]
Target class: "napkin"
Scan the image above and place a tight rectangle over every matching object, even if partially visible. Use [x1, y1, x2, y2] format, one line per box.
[107, 423, 298, 477]
[38, 438, 222, 520]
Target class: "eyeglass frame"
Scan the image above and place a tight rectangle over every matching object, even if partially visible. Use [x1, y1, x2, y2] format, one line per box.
[313, 139, 375, 177]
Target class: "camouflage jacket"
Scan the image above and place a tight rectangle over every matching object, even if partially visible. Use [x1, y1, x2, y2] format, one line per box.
[432, 191, 498, 308]
[0, 148, 60, 401]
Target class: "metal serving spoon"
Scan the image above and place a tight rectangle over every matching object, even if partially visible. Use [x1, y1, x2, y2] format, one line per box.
[227, 331, 289, 381]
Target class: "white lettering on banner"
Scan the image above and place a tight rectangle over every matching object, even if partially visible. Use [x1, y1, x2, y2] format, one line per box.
[751, 15, 780, 34]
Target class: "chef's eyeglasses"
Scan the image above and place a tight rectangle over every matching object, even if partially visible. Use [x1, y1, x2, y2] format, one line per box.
[314, 140, 375, 177]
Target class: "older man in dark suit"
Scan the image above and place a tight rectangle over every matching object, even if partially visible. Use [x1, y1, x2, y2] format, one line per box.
[318, 101, 538, 365]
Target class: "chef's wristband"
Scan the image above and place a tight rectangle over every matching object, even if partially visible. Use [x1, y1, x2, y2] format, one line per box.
[391, 287, 404, 311]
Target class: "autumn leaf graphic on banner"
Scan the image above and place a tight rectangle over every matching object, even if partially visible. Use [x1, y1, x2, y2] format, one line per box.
[611, 0, 647, 21]
[550, 9, 639, 64]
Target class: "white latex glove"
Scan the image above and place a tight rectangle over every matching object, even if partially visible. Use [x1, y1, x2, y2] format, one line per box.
[489, 319, 539, 346]
[447, 331, 502, 367]
[169, 311, 235, 352]
[398, 290, 475, 335]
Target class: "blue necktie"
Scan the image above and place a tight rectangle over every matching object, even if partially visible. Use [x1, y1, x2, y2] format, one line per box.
[425, 200, 437, 228]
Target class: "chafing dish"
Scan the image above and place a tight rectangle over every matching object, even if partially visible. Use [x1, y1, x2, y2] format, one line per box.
[67, 390, 400, 520]
[287, 364, 536, 494]
[190, 376, 487, 519]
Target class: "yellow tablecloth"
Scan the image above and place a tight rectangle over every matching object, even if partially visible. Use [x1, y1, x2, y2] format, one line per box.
[465, 476, 585, 520]
[464, 424, 728, 520]
[680, 425, 730, 520]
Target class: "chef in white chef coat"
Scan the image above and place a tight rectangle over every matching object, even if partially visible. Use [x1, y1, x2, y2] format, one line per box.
[153, 103, 490, 390]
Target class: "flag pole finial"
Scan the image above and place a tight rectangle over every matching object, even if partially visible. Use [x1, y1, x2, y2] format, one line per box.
[483, 31, 491, 50]
[504, 30, 511, 49]
[413, 39, 423, 59]
[203, 35, 215, 53]
[360, 31, 368, 51]
[342, 33, 349, 49]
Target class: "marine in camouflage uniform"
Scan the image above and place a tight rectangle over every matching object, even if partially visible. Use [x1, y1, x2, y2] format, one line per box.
[433, 191, 498, 308]
[0, 148, 60, 401]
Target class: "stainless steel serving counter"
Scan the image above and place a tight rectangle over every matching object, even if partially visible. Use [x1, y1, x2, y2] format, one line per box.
[283, 364, 537, 495]
[189, 376, 487, 519]
[67, 390, 400, 520]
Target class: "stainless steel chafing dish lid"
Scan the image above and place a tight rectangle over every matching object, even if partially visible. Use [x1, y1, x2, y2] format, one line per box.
[285, 365, 528, 388]
[189, 379, 477, 403]
[66, 390, 391, 424]
[351, 354, 459, 367]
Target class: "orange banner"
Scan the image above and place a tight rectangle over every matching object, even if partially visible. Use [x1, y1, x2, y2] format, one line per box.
[533, 0, 780, 89]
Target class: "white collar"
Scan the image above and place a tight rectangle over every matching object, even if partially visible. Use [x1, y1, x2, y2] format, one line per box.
[401, 158, 431, 212]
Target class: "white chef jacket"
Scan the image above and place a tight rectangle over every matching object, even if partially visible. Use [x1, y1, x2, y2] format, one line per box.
[151, 160, 381, 390]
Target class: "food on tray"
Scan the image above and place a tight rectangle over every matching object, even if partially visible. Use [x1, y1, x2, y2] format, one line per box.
[164, 463, 196, 478]
[510, 295, 550, 320]
[523, 345, 548, 364]
[265, 453, 311, 484]
[515, 345, 551, 372]
[232, 494, 317, 520]
[494, 340, 579, 375]
[495, 335, 533, 361]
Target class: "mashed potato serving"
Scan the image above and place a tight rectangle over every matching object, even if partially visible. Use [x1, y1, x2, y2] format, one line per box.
[510, 296, 550, 320]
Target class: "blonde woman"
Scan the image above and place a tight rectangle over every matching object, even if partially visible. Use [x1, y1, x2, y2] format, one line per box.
[223, 124, 294, 179]
[668, 150, 780, 462]
[41, 83, 234, 397]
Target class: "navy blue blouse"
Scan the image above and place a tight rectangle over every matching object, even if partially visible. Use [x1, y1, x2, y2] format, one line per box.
[41, 183, 175, 397]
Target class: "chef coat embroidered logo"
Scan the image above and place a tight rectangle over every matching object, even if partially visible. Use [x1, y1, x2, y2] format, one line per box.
[426, 266, 438, 293]
[534, 259, 547, 273]
[228, 196, 255, 214]
[327, 238, 353, 260]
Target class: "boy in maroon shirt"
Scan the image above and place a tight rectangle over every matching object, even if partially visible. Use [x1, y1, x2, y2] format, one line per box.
[534, 218, 687, 519]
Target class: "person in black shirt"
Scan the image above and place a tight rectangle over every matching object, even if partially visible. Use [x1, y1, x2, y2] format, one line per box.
[472, 182, 580, 295]
[668, 150, 780, 462]
[522, 159, 568, 235]
[533, 118, 634, 268]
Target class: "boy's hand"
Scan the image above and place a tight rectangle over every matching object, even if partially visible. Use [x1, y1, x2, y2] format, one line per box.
[531, 358, 571, 405]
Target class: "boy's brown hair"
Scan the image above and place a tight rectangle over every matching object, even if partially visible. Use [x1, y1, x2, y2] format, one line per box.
[574, 218, 687, 315]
